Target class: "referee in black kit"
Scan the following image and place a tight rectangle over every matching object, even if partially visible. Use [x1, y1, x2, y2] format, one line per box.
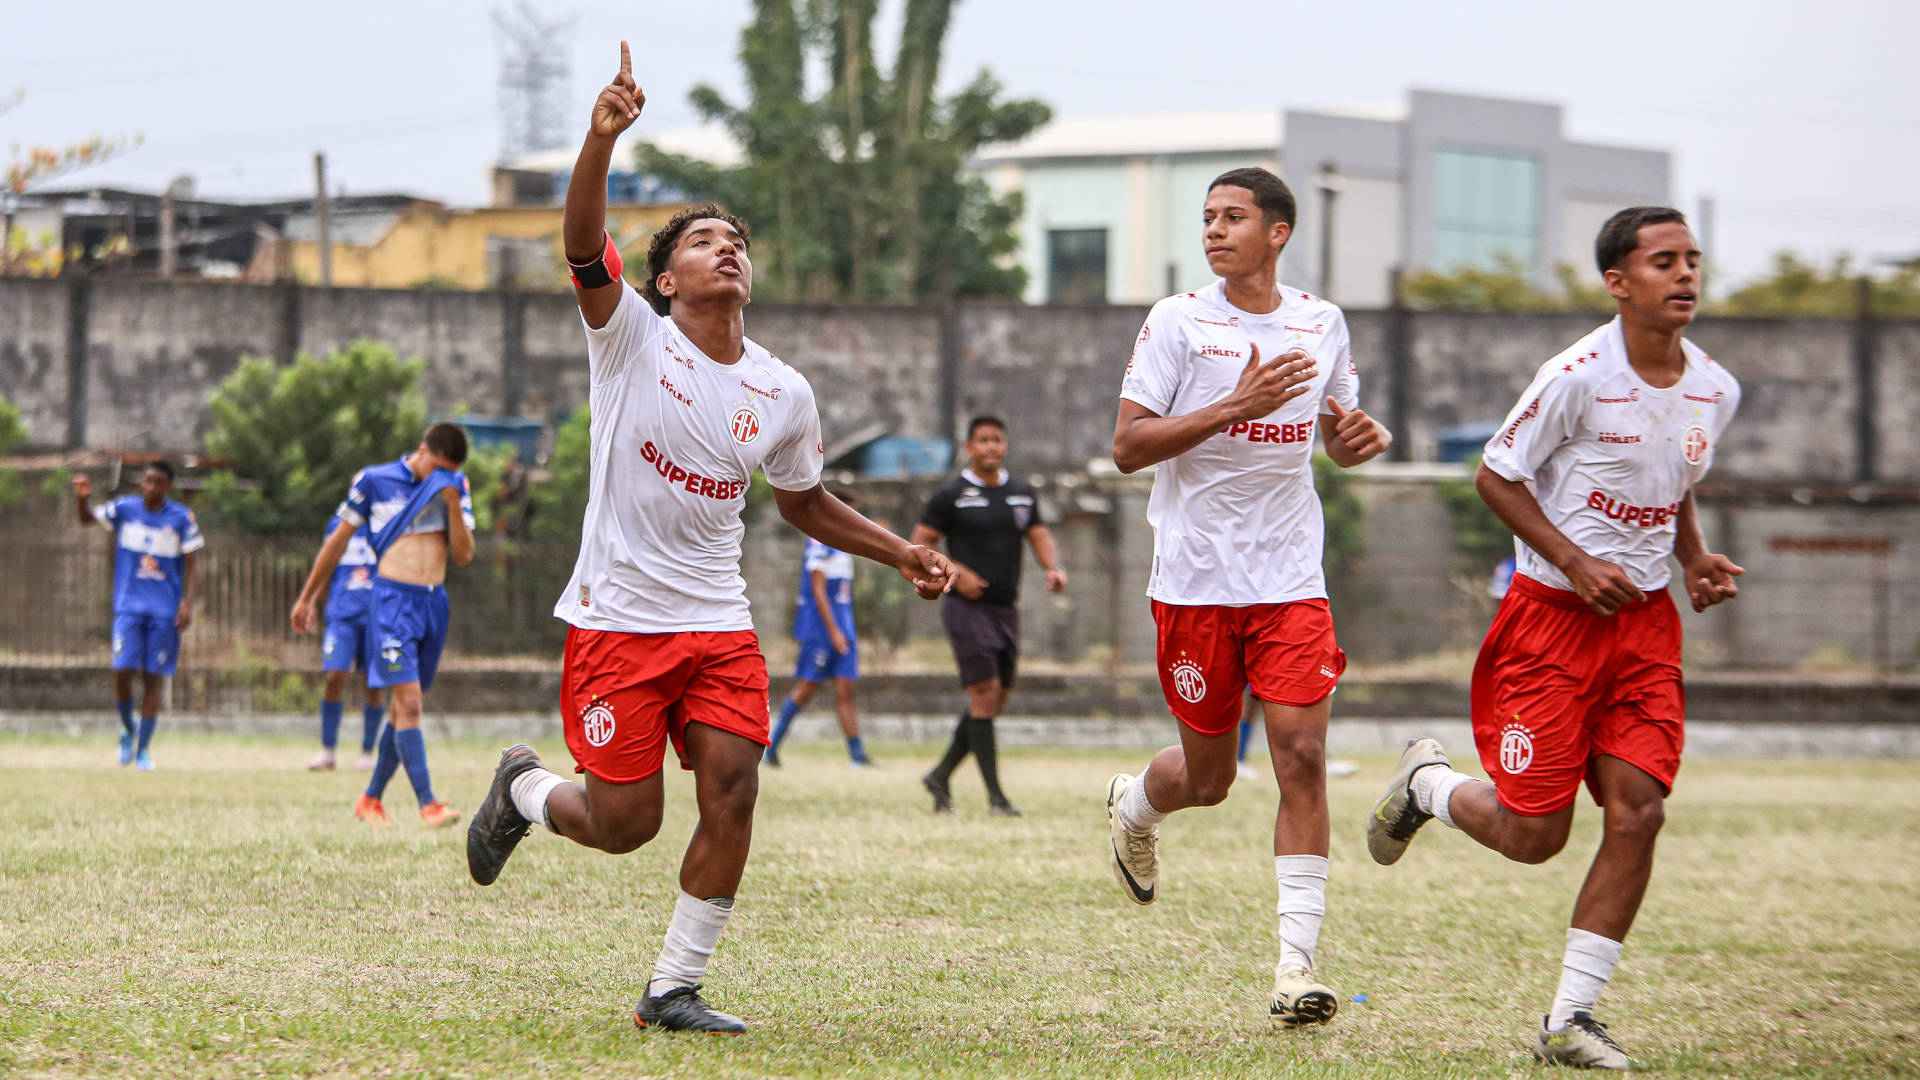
[911, 416, 1068, 816]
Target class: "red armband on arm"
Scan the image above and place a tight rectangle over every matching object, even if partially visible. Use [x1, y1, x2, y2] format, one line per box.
[568, 231, 625, 289]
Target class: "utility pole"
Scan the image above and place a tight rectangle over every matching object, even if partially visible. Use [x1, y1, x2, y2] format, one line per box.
[1696, 192, 1716, 304]
[159, 186, 176, 279]
[1315, 160, 1343, 299]
[313, 151, 332, 287]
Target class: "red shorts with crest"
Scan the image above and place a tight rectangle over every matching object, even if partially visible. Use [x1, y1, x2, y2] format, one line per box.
[1470, 574, 1685, 817]
[560, 626, 771, 784]
[1151, 599, 1347, 737]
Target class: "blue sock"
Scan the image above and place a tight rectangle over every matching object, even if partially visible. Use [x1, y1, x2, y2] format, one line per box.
[769, 698, 801, 752]
[394, 727, 436, 807]
[846, 735, 867, 763]
[136, 714, 158, 754]
[116, 699, 135, 737]
[319, 700, 344, 750]
[366, 723, 400, 799]
[360, 705, 384, 753]
[1236, 717, 1256, 763]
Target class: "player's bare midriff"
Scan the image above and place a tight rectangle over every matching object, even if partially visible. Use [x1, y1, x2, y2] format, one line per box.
[379, 531, 447, 586]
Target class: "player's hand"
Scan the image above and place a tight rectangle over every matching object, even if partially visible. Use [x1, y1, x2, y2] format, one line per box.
[590, 41, 645, 139]
[176, 601, 193, 630]
[1224, 343, 1316, 422]
[1044, 568, 1068, 593]
[441, 484, 463, 508]
[1683, 552, 1744, 613]
[289, 599, 318, 635]
[829, 629, 851, 656]
[1324, 397, 1391, 460]
[955, 574, 988, 601]
[1563, 552, 1644, 616]
[895, 544, 953, 600]
[71, 474, 92, 498]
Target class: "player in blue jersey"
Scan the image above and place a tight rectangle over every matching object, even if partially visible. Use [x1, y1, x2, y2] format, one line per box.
[766, 494, 870, 768]
[290, 423, 475, 829]
[305, 515, 387, 772]
[72, 462, 203, 771]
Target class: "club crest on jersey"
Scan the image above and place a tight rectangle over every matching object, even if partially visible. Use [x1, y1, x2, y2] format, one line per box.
[1500, 720, 1534, 775]
[582, 701, 616, 748]
[730, 406, 762, 445]
[1170, 659, 1207, 704]
[1682, 424, 1709, 465]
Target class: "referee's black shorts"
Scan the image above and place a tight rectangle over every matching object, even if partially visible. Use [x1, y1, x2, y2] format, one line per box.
[940, 595, 1019, 688]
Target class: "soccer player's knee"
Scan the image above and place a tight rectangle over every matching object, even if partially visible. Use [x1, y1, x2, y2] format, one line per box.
[1269, 729, 1327, 779]
[1190, 770, 1234, 807]
[600, 812, 662, 854]
[1507, 821, 1571, 864]
[1609, 796, 1666, 844]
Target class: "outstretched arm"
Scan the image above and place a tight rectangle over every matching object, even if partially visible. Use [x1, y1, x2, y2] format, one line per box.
[776, 486, 952, 599]
[567, 40, 646, 330]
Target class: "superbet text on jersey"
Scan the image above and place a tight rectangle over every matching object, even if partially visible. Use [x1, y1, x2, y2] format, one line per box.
[1119, 281, 1359, 607]
[1480, 316, 1742, 593]
[555, 281, 825, 634]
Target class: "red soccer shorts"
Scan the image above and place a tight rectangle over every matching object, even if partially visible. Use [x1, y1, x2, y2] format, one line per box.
[1151, 599, 1347, 736]
[560, 625, 771, 784]
[1470, 574, 1685, 817]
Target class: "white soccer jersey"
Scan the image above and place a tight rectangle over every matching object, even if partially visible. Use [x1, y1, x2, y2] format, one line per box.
[555, 282, 825, 633]
[1481, 316, 1741, 593]
[1118, 281, 1359, 606]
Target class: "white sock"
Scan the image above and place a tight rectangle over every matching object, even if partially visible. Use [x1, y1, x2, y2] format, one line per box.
[648, 892, 735, 998]
[1116, 774, 1166, 833]
[509, 767, 567, 832]
[1547, 928, 1623, 1030]
[1274, 854, 1329, 972]
[1412, 766, 1474, 830]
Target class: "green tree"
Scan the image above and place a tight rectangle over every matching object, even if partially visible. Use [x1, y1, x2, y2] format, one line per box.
[0, 395, 26, 507]
[1313, 453, 1364, 580]
[529, 407, 592, 543]
[634, 0, 1049, 302]
[1716, 253, 1920, 317]
[1436, 454, 1510, 572]
[1400, 254, 1613, 313]
[202, 343, 427, 534]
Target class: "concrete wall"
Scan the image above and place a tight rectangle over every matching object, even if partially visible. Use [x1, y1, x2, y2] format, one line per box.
[3, 276, 1914, 485]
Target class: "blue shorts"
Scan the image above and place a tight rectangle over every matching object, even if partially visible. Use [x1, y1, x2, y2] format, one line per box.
[793, 635, 859, 683]
[368, 578, 450, 691]
[321, 615, 371, 674]
[112, 613, 180, 676]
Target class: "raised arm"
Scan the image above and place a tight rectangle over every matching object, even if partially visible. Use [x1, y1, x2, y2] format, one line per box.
[1112, 345, 1316, 474]
[567, 40, 646, 330]
[442, 484, 476, 568]
[775, 485, 952, 600]
[72, 474, 97, 528]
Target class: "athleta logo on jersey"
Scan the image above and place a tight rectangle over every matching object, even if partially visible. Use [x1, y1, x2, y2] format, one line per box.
[640, 440, 748, 501]
[1500, 397, 1542, 447]
[1220, 419, 1314, 445]
[1588, 490, 1680, 528]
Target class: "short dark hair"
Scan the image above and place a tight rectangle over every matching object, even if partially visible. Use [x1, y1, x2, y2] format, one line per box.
[1595, 207, 1688, 275]
[423, 422, 469, 466]
[1208, 167, 1297, 231]
[966, 415, 1007, 440]
[642, 203, 753, 316]
[144, 460, 176, 481]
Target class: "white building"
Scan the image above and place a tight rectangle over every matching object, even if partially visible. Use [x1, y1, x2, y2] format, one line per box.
[977, 89, 1672, 308]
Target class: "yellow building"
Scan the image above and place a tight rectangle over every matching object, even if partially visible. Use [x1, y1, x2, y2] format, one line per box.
[280, 201, 689, 290]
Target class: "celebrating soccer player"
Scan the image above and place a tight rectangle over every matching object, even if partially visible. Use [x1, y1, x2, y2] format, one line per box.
[290, 424, 475, 829]
[1365, 208, 1741, 1070]
[913, 416, 1068, 817]
[306, 514, 386, 772]
[1104, 167, 1390, 1027]
[766, 491, 872, 769]
[73, 462, 203, 770]
[461, 40, 953, 1037]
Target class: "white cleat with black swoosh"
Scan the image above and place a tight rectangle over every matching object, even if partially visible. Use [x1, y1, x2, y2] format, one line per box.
[1106, 773, 1158, 906]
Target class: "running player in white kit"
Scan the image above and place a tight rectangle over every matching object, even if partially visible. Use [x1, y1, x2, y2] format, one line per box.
[1365, 208, 1742, 1069]
[1103, 167, 1392, 1026]
[462, 41, 953, 1036]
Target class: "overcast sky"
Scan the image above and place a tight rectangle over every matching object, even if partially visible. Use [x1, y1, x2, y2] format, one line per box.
[6, 0, 1913, 286]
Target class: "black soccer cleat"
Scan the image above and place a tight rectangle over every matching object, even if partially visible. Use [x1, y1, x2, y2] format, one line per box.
[988, 798, 1023, 818]
[634, 984, 748, 1034]
[921, 771, 953, 814]
[466, 743, 545, 886]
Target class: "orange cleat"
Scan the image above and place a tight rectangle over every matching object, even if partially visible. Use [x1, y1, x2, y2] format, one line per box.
[354, 794, 392, 826]
[419, 801, 461, 829]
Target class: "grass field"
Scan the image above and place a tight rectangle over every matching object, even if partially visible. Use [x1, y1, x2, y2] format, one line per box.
[2, 734, 1916, 1078]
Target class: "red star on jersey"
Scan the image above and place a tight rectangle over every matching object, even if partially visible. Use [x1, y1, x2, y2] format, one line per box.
[1575, 355, 1588, 364]
[1563, 364, 1575, 373]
